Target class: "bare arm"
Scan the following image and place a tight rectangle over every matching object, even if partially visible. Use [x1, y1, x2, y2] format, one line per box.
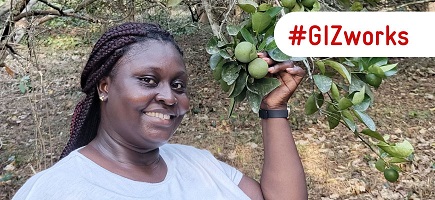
[239, 54, 307, 200]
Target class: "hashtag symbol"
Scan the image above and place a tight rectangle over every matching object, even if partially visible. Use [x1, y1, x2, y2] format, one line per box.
[288, 25, 306, 45]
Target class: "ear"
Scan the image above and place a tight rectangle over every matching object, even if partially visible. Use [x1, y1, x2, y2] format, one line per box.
[97, 77, 110, 99]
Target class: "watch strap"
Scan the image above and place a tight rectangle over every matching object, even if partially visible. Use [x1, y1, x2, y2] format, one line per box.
[259, 109, 289, 119]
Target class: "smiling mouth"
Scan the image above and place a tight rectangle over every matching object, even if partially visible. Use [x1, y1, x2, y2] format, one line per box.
[144, 112, 174, 120]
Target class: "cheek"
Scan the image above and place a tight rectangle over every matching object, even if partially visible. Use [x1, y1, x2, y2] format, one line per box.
[178, 95, 190, 113]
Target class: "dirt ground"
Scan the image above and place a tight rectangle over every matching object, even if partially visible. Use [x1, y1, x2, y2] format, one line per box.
[0, 26, 434, 199]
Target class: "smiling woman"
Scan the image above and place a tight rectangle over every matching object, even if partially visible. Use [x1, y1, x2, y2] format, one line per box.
[12, 22, 308, 200]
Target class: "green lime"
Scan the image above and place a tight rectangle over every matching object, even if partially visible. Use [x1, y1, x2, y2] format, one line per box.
[365, 73, 382, 88]
[301, 0, 316, 8]
[281, 0, 297, 9]
[248, 58, 269, 79]
[234, 41, 257, 63]
[375, 159, 386, 172]
[383, 168, 399, 182]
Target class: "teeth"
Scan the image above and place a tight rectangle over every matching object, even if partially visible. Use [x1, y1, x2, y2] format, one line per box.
[145, 112, 171, 120]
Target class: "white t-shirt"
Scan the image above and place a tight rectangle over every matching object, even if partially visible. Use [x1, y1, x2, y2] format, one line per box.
[13, 144, 251, 200]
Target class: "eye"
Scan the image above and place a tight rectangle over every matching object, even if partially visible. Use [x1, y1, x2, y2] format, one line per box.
[172, 81, 186, 91]
[139, 77, 157, 85]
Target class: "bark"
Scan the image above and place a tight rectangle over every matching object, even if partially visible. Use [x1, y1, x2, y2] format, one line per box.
[201, 0, 220, 38]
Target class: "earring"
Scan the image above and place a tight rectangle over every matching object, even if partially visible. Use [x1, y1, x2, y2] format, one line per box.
[99, 95, 105, 102]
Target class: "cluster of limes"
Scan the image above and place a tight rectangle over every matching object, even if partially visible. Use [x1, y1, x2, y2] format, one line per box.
[234, 41, 269, 79]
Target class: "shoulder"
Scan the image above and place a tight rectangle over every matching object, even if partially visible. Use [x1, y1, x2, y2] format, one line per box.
[13, 151, 87, 199]
[161, 143, 214, 158]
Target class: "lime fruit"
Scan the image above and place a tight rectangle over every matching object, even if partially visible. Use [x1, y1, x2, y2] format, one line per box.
[234, 41, 257, 63]
[365, 73, 382, 88]
[248, 58, 269, 79]
[301, 0, 316, 8]
[281, 0, 297, 9]
[383, 168, 399, 182]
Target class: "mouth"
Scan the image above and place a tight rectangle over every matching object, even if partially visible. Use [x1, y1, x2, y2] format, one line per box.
[144, 112, 175, 120]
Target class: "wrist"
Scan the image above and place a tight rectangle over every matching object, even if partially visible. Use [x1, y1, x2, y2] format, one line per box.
[259, 108, 290, 119]
[260, 103, 288, 110]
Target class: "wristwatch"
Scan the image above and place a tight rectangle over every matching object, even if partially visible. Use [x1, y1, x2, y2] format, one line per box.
[259, 108, 289, 119]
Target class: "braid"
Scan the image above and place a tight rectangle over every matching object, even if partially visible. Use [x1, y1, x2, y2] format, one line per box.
[60, 22, 182, 158]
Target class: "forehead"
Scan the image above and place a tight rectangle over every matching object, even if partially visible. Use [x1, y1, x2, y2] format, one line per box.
[115, 40, 185, 75]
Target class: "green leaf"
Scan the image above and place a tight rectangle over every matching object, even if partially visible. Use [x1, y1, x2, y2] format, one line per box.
[315, 61, 326, 74]
[331, 82, 340, 101]
[353, 97, 371, 111]
[268, 47, 290, 62]
[342, 112, 356, 132]
[166, 0, 182, 7]
[361, 129, 386, 142]
[247, 90, 262, 113]
[219, 49, 232, 59]
[240, 28, 255, 44]
[313, 75, 332, 93]
[258, 3, 272, 11]
[380, 63, 397, 72]
[206, 37, 219, 54]
[353, 110, 376, 131]
[305, 93, 324, 115]
[228, 98, 236, 118]
[368, 57, 388, 67]
[377, 140, 414, 159]
[352, 85, 365, 105]
[229, 70, 248, 98]
[265, 39, 277, 51]
[238, 0, 258, 13]
[252, 12, 272, 33]
[265, 6, 283, 17]
[350, 75, 375, 104]
[227, 25, 241, 36]
[326, 104, 340, 129]
[209, 54, 223, 70]
[246, 77, 280, 96]
[389, 157, 408, 163]
[338, 97, 353, 110]
[19, 82, 27, 93]
[234, 88, 247, 103]
[381, 63, 398, 77]
[222, 62, 241, 85]
[324, 60, 352, 83]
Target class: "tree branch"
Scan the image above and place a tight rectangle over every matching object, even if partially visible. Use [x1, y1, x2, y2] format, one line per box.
[37, 0, 64, 14]
[395, 0, 435, 9]
[202, 0, 222, 40]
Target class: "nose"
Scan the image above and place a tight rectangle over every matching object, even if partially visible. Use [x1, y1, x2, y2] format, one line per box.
[155, 83, 177, 106]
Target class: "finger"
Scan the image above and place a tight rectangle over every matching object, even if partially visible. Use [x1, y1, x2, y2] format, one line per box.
[286, 65, 306, 77]
[268, 61, 294, 74]
[257, 52, 276, 65]
[257, 52, 269, 58]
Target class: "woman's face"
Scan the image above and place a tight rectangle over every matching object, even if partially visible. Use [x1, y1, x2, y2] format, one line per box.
[99, 40, 189, 150]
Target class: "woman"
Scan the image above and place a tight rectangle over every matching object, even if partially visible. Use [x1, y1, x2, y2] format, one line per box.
[13, 22, 307, 200]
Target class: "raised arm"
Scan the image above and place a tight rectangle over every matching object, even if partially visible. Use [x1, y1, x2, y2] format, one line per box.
[239, 54, 308, 200]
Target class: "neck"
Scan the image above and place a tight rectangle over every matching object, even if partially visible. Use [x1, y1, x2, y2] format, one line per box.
[88, 129, 161, 167]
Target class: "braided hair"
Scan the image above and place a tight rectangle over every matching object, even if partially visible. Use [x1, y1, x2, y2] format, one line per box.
[60, 22, 183, 158]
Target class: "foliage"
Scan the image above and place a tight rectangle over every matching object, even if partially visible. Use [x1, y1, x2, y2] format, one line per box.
[205, 0, 414, 182]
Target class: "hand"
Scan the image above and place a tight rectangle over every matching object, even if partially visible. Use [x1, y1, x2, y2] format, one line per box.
[258, 53, 306, 110]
